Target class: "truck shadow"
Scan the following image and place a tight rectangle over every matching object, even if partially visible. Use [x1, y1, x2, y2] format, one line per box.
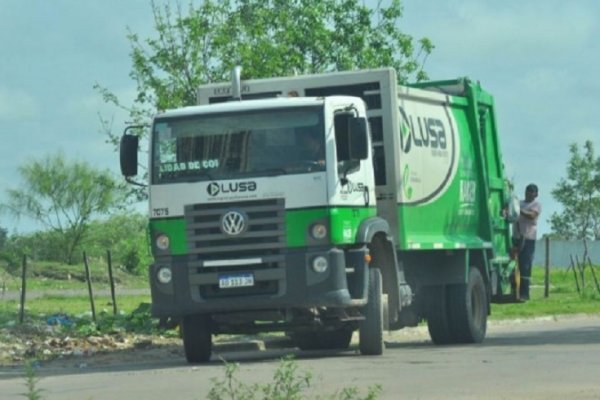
[384, 324, 600, 349]
[0, 341, 360, 380]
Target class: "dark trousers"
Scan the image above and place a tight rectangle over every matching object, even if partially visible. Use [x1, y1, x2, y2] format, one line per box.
[518, 239, 536, 299]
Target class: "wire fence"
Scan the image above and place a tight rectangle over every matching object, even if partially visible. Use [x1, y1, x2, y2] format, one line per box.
[533, 238, 600, 268]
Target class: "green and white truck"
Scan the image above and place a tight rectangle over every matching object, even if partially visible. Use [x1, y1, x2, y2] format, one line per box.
[120, 67, 517, 363]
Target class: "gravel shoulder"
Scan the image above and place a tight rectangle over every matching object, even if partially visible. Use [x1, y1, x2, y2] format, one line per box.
[2, 313, 599, 375]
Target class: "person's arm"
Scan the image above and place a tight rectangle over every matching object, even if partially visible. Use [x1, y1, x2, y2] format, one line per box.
[520, 203, 540, 219]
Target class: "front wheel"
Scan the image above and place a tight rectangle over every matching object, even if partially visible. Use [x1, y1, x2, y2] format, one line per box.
[182, 314, 212, 363]
[359, 268, 384, 355]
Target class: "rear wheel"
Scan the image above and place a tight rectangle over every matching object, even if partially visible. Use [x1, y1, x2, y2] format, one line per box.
[425, 285, 455, 345]
[359, 268, 384, 355]
[447, 268, 488, 343]
[182, 314, 212, 363]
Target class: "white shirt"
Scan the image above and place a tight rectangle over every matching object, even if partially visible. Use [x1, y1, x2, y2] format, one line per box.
[515, 199, 542, 240]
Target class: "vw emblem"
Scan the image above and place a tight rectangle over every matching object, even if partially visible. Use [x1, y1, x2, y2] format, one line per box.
[221, 210, 247, 236]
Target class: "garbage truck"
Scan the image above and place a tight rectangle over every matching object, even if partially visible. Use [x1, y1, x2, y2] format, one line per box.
[120, 67, 517, 363]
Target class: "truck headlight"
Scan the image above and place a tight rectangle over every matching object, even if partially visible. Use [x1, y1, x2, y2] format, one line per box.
[156, 234, 170, 250]
[310, 223, 327, 240]
[157, 266, 172, 284]
[312, 256, 329, 273]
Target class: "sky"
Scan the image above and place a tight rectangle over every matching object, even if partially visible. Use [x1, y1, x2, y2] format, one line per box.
[1, 0, 599, 236]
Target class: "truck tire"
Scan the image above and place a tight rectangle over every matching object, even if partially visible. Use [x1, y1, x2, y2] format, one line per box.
[292, 326, 353, 350]
[182, 314, 212, 363]
[447, 267, 488, 343]
[425, 285, 455, 345]
[291, 332, 320, 350]
[319, 327, 354, 349]
[359, 268, 384, 355]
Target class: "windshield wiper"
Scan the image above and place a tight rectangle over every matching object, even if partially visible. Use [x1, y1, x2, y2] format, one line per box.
[259, 168, 288, 177]
[171, 169, 217, 183]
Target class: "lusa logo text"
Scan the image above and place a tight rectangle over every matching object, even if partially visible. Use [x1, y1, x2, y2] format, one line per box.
[207, 181, 257, 197]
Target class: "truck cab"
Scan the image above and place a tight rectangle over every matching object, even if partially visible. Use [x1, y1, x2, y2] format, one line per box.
[121, 94, 394, 362]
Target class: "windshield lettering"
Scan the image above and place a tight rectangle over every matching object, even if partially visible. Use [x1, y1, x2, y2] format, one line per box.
[151, 106, 325, 184]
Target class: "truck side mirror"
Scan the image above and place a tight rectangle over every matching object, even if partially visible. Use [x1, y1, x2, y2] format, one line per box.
[348, 117, 368, 160]
[120, 134, 139, 177]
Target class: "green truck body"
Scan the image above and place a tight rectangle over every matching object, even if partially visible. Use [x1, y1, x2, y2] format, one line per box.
[120, 67, 517, 363]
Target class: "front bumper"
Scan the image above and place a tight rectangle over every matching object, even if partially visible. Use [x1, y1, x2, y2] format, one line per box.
[149, 246, 368, 318]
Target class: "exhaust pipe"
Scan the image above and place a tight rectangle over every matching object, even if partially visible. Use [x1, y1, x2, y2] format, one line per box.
[231, 66, 242, 101]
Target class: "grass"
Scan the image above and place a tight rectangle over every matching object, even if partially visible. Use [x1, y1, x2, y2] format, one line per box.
[0, 259, 148, 292]
[0, 295, 151, 326]
[1, 264, 599, 334]
[491, 266, 600, 319]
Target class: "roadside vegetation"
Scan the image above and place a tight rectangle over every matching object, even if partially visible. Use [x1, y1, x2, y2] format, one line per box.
[491, 266, 600, 319]
[1, 264, 598, 355]
[7, 264, 598, 400]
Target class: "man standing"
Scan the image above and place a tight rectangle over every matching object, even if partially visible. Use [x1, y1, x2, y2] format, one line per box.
[513, 183, 542, 301]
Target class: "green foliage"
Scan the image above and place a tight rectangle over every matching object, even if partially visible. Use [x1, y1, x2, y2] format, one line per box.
[2, 230, 66, 267]
[22, 361, 44, 400]
[0, 296, 167, 336]
[74, 303, 159, 336]
[0, 153, 127, 264]
[118, 0, 433, 112]
[207, 357, 381, 400]
[0, 226, 7, 250]
[551, 140, 600, 241]
[96, 0, 433, 197]
[0, 213, 151, 278]
[81, 213, 152, 275]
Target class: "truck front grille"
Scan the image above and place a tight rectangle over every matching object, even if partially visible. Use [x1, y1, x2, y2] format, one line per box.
[184, 198, 286, 299]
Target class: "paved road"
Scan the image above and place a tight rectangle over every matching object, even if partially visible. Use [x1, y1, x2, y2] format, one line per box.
[1, 314, 599, 399]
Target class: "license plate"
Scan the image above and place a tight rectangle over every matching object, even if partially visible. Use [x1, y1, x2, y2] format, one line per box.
[218, 273, 254, 289]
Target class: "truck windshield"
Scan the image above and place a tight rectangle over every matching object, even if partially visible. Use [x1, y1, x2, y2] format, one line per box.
[151, 106, 325, 184]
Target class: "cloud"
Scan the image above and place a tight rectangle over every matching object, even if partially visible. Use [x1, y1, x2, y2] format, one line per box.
[407, 0, 598, 80]
[439, 1, 595, 59]
[66, 86, 137, 123]
[0, 88, 39, 121]
[517, 68, 574, 94]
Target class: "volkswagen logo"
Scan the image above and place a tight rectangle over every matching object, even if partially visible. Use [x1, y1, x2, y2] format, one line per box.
[221, 210, 247, 236]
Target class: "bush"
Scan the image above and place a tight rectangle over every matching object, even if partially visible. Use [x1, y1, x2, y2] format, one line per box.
[207, 357, 382, 400]
[80, 213, 151, 275]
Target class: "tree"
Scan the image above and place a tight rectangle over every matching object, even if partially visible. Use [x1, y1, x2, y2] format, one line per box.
[82, 213, 152, 275]
[550, 140, 600, 261]
[96, 0, 433, 148]
[0, 154, 127, 264]
[0, 226, 7, 250]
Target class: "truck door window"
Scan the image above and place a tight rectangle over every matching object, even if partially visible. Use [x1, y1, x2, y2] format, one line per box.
[369, 116, 386, 185]
[334, 112, 360, 175]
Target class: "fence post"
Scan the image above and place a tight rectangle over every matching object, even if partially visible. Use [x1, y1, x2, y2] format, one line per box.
[588, 256, 600, 295]
[570, 255, 580, 294]
[83, 251, 97, 322]
[107, 250, 117, 315]
[544, 236, 550, 298]
[575, 255, 585, 290]
[19, 255, 27, 324]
